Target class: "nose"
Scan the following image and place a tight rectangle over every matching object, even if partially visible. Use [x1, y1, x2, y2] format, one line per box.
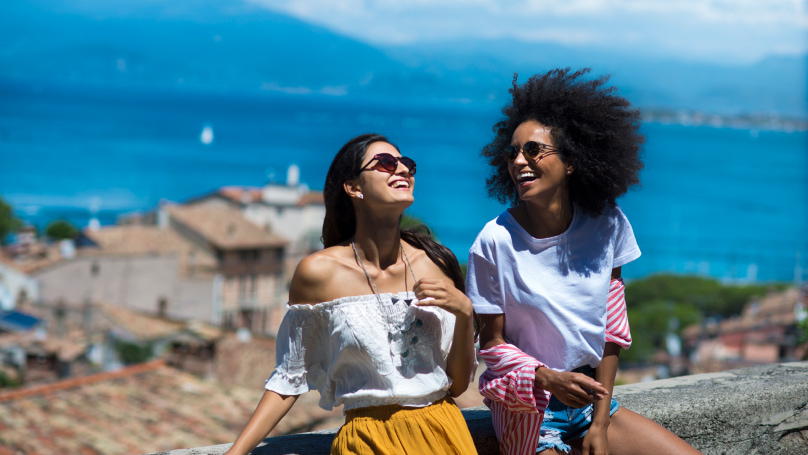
[512, 149, 529, 166]
[394, 159, 411, 176]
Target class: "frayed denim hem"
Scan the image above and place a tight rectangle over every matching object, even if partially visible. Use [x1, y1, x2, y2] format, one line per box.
[537, 427, 572, 453]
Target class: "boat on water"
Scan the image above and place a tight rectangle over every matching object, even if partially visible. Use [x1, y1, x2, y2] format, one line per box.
[200, 124, 214, 145]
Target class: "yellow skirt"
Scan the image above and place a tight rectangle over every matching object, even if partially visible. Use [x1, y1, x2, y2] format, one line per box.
[331, 395, 478, 455]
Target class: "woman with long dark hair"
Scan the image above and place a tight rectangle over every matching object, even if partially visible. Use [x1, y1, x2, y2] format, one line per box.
[225, 133, 478, 455]
[467, 69, 702, 455]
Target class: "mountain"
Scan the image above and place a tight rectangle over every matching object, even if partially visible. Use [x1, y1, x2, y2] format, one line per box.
[1, 1, 805, 117]
[382, 39, 808, 117]
[0, 0, 406, 94]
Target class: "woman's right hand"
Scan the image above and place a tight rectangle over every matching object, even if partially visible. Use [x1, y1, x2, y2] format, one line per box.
[534, 367, 608, 408]
[413, 278, 473, 318]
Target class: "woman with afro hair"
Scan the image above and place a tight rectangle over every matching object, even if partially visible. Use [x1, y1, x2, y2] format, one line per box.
[466, 68, 701, 455]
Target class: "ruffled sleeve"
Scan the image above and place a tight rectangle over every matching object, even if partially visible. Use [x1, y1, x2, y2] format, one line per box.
[264, 306, 330, 396]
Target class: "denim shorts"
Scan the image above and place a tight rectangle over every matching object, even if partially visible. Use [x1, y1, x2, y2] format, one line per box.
[538, 366, 620, 453]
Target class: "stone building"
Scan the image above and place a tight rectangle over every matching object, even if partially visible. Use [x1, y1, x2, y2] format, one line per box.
[182, 165, 326, 282]
[164, 203, 288, 334]
[25, 226, 219, 323]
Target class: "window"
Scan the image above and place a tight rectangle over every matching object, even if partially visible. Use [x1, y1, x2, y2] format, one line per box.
[239, 249, 260, 262]
[239, 275, 247, 299]
[157, 298, 168, 317]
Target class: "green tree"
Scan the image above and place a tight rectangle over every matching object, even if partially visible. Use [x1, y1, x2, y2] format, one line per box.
[620, 274, 791, 364]
[797, 317, 808, 360]
[625, 274, 787, 318]
[45, 220, 79, 240]
[400, 213, 432, 234]
[0, 196, 22, 245]
[621, 300, 702, 364]
[114, 340, 154, 365]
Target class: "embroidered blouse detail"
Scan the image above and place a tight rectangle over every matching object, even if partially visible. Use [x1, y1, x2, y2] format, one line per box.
[265, 292, 465, 411]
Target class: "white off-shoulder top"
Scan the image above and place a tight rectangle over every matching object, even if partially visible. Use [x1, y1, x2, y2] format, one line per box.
[264, 291, 471, 412]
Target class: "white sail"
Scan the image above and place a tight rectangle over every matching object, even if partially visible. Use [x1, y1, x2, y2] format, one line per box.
[200, 125, 214, 145]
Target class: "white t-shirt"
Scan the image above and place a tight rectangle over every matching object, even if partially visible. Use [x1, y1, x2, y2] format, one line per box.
[264, 292, 464, 411]
[466, 205, 641, 372]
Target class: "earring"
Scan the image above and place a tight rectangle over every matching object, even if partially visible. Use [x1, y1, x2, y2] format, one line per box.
[358, 194, 364, 199]
[566, 170, 572, 175]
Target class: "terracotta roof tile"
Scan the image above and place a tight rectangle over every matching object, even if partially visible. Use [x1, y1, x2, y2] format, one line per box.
[99, 304, 184, 341]
[217, 187, 263, 204]
[0, 358, 351, 454]
[0, 361, 267, 454]
[167, 204, 287, 250]
[83, 225, 218, 275]
[0, 244, 66, 274]
[297, 191, 324, 206]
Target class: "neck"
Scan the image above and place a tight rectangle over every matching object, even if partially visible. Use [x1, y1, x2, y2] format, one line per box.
[520, 191, 574, 239]
[352, 210, 402, 270]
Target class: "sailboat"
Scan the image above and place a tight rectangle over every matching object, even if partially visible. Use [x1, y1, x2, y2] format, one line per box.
[200, 124, 214, 145]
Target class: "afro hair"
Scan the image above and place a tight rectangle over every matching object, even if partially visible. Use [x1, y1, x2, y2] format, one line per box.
[482, 68, 644, 217]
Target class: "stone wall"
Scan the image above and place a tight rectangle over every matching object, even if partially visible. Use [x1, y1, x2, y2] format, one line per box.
[148, 362, 808, 455]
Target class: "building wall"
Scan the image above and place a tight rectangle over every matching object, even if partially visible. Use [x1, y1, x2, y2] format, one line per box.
[0, 262, 39, 310]
[219, 268, 285, 335]
[34, 255, 214, 321]
[244, 203, 324, 251]
[171, 276, 218, 322]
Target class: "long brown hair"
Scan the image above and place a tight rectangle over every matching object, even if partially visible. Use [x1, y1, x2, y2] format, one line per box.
[322, 134, 479, 338]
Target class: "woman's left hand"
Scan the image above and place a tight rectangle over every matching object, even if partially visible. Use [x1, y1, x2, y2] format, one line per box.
[413, 278, 473, 318]
[581, 421, 609, 455]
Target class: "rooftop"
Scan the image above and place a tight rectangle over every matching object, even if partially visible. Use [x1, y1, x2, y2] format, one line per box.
[0, 360, 266, 455]
[215, 185, 324, 207]
[167, 204, 287, 250]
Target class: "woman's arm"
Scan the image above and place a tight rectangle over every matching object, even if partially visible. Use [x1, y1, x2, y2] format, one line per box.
[581, 342, 619, 455]
[224, 391, 299, 455]
[225, 255, 336, 455]
[481, 314, 606, 408]
[413, 278, 476, 397]
[581, 266, 625, 455]
[479, 313, 506, 350]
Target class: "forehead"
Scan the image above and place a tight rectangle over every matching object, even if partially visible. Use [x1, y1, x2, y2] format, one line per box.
[512, 120, 553, 145]
[364, 141, 400, 161]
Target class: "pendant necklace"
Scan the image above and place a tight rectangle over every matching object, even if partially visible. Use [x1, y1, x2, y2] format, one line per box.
[351, 236, 416, 307]
[351, 236, 422, 359]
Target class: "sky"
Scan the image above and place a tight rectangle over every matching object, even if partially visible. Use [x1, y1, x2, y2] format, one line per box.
[246, 0, 808, 64]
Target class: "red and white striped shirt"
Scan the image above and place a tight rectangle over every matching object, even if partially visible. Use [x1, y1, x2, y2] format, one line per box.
[606, 277, 632, 348]
[478, 278, 631, 454]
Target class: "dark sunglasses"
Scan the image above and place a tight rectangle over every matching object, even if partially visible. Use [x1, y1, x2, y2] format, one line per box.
[505, 141, 559, 162]
[360, 153, 417, 176]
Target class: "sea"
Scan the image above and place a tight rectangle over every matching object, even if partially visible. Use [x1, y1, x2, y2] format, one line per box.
[1, 78, 806, 283]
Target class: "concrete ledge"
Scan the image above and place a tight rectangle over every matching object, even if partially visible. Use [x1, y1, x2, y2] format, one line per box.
[149, 362, 808, 455]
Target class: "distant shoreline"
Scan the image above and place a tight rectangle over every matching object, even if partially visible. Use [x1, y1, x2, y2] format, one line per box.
[642, 109, 807, 132]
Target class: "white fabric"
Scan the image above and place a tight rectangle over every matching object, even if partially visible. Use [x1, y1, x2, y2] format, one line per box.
[466, 205, 640, 372]
[265, 291, 464, 411]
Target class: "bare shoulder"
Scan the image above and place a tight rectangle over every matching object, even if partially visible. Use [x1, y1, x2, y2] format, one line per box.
[402, 241, 454, 283]
[289, 246, 359, 304]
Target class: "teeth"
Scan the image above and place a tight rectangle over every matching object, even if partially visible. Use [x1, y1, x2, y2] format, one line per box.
[518, 172, 536, 181]
[392, 180, 409, 188]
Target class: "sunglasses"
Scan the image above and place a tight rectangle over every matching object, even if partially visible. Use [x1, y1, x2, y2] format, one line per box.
[505, 141, 559, 162]
[360, 153, 417, 176]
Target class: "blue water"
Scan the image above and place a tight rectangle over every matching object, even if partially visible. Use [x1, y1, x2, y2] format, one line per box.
[1, 79, 806, 283]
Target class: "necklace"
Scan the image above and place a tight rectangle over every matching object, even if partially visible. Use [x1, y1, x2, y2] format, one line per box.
[351, 236, 422, 360]
[351, 236, 416, 307]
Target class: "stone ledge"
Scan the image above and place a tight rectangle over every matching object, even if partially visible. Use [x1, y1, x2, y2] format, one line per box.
[148, 362, 808, 455]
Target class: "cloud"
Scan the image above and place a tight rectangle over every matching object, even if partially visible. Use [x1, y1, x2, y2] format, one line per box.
[245, 0, 807, 62]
